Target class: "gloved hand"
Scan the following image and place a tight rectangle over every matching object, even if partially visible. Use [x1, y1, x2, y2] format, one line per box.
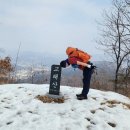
[60, 60, 67, 68]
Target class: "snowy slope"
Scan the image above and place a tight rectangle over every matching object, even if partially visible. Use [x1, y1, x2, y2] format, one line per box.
[0, 84, 130, 130]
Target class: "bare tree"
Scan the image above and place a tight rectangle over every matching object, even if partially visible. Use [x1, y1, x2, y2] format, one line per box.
[14, 43, 21, 74]
[97, 0, 130, 91]
[125, 0, 130, 5]
[27, 64, 36, 84]
[124, 56, 130, 87]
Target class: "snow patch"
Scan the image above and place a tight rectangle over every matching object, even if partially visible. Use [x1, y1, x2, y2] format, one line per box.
[0, 84, 130, 130]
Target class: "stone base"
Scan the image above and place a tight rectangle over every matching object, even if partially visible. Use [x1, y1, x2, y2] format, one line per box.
[46, 93, 64, 99]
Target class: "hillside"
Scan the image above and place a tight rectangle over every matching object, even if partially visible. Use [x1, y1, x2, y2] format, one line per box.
[0, 84, 130, 130]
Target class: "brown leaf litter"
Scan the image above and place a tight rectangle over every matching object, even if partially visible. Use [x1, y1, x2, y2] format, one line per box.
[36, 95, 65, 103]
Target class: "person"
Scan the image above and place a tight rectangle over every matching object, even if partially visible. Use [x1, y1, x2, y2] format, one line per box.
[60, 47, 95, 100]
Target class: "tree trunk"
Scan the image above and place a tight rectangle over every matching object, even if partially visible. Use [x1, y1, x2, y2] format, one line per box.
[114, 72, 118, 92]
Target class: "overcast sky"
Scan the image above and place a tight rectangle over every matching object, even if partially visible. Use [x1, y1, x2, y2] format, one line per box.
[0, 0, 111, 59]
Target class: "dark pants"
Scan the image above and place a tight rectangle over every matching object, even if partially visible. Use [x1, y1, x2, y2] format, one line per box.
[82, 67, 93, 96]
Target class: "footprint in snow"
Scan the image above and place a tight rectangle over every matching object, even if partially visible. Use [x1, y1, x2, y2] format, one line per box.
[18, 87, 24, 89]
[85, 118, 96, 130]
[32, 118, 40, 122]
[22, 99, 32, 104]
[108, 122, 116, 128]
[4, 106, 11, 109]
[1, 100, 5, 103]
[86, 125, 93, 130]
[85, 117, 91, 121]
[6, 121, 13, 125]
[85, 117, 96, 125]
[91, 97, 97, 101]
[90, 110, 96, 114]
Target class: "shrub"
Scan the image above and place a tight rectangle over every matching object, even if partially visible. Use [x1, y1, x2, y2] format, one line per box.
[0, 57, 13, 84]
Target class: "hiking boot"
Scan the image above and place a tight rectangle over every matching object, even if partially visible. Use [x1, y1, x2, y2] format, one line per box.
[76, 94, 82, 97]
[77, 95, 87, 100]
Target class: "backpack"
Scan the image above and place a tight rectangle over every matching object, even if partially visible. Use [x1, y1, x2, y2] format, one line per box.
[66, 47, 91, 63]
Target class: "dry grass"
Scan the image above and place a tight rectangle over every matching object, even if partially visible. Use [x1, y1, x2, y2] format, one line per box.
[101, 100, 130, 109]
[36, 95, 65, 103]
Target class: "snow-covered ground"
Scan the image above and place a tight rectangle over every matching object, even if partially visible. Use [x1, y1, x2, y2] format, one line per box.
[0, 84, 130, 130]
